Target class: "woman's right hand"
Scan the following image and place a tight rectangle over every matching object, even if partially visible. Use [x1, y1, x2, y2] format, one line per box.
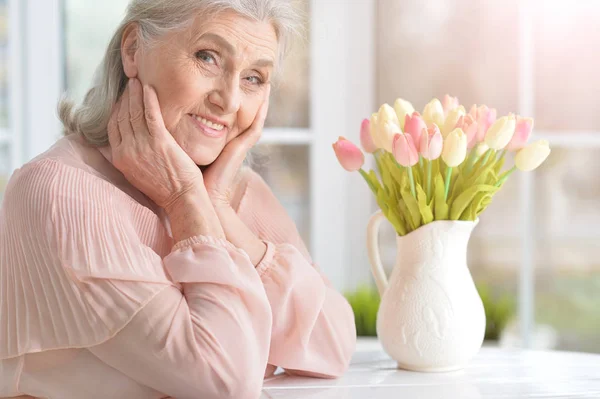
[107, 78, 204, 212]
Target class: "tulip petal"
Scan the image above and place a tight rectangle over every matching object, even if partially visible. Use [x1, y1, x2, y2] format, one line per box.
[442, 94, 460, 116]
[515, 139, 550, 171]
[420, 124, 443, 160]
[506, 117, 534, 152]
[333, 137, 365, 171]
[404, 112, 426, 152]
[423, 98, 445, 128]
[393, 133, 419, 167]
[360, 118, 377, 153]
[394, 98, 416, 130]
[485, 115, 516, 150]
[442, 128, 468, 167]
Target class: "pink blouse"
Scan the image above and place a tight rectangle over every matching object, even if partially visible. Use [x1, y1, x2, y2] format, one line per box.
[0, 135, 356, 399]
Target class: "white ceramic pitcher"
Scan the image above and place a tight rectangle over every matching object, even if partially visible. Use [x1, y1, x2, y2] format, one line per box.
[367, 210, 486, 372]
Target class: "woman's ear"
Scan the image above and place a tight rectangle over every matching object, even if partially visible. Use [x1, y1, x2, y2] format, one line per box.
[121, 23, 140, 78]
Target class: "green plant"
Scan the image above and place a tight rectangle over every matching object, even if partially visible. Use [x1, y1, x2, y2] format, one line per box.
[344, 285, 381, 336]
[476, 282, 516, 341]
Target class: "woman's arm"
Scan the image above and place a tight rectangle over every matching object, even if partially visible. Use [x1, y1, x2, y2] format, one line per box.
[222, 169, 357, 378]
[88, 236, 272, 399]
[1, 157, 273, 399]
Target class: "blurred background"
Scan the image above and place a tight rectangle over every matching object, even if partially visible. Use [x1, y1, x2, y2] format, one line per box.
[0, 0, 598, 354]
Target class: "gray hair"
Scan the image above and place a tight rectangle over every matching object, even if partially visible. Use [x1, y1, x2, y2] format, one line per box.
[59, 0, 302, 146]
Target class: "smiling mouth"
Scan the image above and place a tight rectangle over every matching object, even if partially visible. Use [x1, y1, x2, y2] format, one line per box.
[190, 114, 226, 131]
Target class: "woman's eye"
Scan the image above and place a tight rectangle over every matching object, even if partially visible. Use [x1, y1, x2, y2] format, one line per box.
[245, 76, 264, 86]
[195, 51, 216, 64]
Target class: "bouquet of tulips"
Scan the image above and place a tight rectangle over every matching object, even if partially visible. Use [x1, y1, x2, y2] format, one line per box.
[332, 95, 551, 236]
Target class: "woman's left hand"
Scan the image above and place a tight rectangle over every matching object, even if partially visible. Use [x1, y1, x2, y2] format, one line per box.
[203, 86, 270, 209]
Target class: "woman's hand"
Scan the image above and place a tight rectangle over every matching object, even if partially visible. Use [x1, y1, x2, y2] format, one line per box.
[203, 86, 271, 209]
[107, 78, 204, 212]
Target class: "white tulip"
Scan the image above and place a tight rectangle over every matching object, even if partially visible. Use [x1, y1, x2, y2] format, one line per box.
[423, 98, 445, 128]
[393, 98, 415, 130]
[442, 106, 466, 138]
[442, 128, 468, 167]
[515, 140, 551, 171]
[484, 115, 516, 150]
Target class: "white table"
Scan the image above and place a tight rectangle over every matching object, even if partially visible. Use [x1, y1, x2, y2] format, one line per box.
[261, 338, 600, 398]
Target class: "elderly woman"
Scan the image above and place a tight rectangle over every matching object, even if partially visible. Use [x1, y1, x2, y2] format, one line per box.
[0, 1, 356, 398]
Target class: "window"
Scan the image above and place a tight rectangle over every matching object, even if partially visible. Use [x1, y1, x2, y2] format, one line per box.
[0, 0, 24, 201]
[375, 0, 600, 352]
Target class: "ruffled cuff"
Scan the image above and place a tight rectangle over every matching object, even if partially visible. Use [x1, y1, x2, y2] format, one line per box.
[165, 235, 252, 286]
[255, 241, 277, 277]
[172, 235, 239, 253]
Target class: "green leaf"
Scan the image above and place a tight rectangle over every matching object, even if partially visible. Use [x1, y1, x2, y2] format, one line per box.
[388, 208, 407, 236]
[461, 191, 488, 221]
[493, 151, 506, 176]
[359, 169, 377, 195]
[400, 179, 422, 230]
[368, 170, 382, 192]
[434, 173, 449, 220]
[476, 195, 494, 216]
[416, 185, 434, 224]
[450, 184, 498, 220]
[397, 199, 415, 232]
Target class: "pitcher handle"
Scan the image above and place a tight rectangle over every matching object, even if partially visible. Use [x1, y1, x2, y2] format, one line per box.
[367, 210, 389, 297]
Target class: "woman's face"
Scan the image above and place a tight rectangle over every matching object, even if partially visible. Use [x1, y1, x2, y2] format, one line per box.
[123, 11, 278, 166]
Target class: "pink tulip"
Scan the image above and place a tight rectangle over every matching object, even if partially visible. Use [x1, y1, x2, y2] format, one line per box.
[455, 114, 479, 149]
[392, 133, 419, 167]
[442, 94, 459, 116]
[419, 125, 443, 160]
[403, 112, 426, 152]
[332, 136, 365, 172]
[468, 104, 477, 119]
[359, 118, 377, 153]
[474, 105, 497, 143]
[506, 117, 534, 152]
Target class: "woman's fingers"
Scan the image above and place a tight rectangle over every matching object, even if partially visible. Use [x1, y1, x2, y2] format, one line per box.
[128, 78, 147, 138]
[142, 84, 167, 137]
[107, 96, 123, 148]
[117, 85, 135, 143]
[208, 86, 272, 189]
[242, 85, 271, 148]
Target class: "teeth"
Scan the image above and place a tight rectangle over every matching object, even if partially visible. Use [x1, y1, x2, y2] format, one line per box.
[193, 115, 225, 131]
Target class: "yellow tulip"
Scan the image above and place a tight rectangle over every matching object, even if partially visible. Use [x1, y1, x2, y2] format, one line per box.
[515, 140, 551, 171]
[369, 113, 381, 149]
[423, 98, 445, 128]
[379, 121, 400, 153]
[442, 106, 466, 138]
[393, 98, 415, 130]
[484, 115, 516, 150]
[475, 142, 489, 157]
[442, 128, 468, 167]
[377, 104, 400, 152]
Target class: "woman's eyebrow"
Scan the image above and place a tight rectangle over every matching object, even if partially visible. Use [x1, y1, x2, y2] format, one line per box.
[197, 32, 274, 68]
[198, 33, 236, 55]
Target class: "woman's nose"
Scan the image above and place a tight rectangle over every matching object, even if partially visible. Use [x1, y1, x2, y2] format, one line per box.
[207, 78, 241, 115]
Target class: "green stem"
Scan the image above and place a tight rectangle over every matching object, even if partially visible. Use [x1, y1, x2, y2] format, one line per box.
[426, 159, 432, 203]
[465, 150, 478, 174]
[495, 166, 517, 187]
[444, 166, 452, 201]
[407, 166, 417, 198]
[419, 156, 424, 175]
[481, 149, 494, 167]
[358, 168, 374, 192]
